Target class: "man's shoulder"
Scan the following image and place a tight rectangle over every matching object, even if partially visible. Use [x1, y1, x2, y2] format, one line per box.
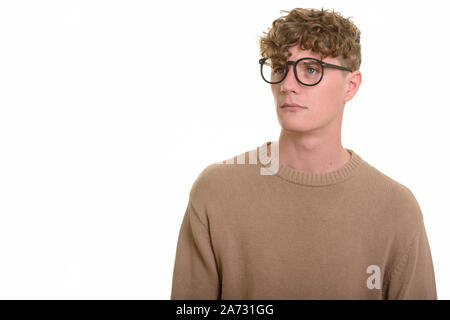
[361, 159, 416, 199]
[189, 146, 263, 202]
[360, 159, 424, 227]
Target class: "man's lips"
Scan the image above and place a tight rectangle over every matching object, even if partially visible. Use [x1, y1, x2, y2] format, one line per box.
[281, 102, 308, 109]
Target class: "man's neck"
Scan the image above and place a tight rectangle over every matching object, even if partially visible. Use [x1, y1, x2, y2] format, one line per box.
[275, 129, 351, 174]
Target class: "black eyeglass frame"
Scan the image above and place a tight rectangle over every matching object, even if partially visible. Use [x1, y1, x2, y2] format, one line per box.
[259, 57, 353, 86]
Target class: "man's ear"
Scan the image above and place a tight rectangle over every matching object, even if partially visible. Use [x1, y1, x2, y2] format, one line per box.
[344, 70, 362, 103]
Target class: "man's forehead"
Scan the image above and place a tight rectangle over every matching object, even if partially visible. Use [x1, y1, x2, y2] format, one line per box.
[287, 47, 324, 60]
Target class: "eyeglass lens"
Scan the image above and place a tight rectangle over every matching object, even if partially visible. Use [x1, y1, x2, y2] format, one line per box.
[261, 58, 322, 85]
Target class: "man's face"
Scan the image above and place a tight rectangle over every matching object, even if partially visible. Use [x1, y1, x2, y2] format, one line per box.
[271, 45, 357, 135]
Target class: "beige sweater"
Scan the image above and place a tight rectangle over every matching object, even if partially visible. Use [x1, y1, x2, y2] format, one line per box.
[171, 141, 437, 299]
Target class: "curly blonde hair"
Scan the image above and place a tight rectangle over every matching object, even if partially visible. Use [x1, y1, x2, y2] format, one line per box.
[258, 7, 361, 72]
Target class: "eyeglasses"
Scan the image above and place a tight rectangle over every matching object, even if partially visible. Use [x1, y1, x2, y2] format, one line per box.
[259, 57, 353, 86]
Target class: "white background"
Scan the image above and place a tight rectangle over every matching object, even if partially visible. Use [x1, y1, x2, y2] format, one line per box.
[0, 0, 449, 299]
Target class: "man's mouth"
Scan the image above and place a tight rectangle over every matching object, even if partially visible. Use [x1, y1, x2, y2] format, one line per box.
[281, 102, 308, 110]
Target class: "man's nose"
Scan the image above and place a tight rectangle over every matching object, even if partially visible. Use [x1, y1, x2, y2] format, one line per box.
[280, 65, 300, 93]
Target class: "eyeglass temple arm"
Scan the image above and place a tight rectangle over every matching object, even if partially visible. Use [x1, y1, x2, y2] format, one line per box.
[322, 62, 353, 72]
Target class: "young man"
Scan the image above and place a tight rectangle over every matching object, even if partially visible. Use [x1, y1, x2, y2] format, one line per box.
[170, 7, 437, 299]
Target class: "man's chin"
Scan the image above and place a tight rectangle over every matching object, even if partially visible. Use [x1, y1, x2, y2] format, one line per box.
[277, 118, 313, 133]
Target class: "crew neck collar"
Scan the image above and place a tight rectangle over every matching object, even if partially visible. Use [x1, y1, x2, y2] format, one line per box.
[259, 140, 364, 186]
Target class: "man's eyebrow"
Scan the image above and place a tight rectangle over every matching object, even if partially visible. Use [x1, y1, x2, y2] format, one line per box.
[286, 58, 322, 62]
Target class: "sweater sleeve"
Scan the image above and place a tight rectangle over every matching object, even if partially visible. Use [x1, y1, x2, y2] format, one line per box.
[170, 199, 221, 300]
[384, 221, 437, 300]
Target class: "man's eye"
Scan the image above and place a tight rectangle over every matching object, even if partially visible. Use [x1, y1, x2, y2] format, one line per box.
[274, 67, 285, 74]
[303, 66, 320, 75]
